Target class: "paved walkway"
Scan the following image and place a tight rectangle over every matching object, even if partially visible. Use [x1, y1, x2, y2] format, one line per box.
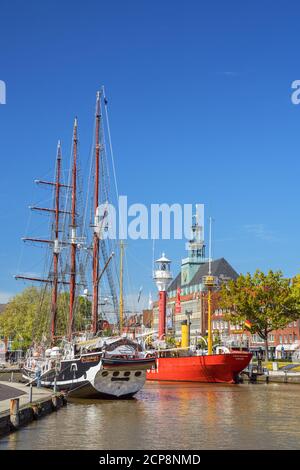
[0, 383, 25, 401]
[0, 382, 53, 415]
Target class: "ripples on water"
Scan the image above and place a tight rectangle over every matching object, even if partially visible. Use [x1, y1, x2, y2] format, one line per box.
[1, 382, 300, 450]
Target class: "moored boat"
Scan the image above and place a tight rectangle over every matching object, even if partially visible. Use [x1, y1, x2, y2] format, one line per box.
[23, 337, 155, 398]
[146, 351, 252, 384]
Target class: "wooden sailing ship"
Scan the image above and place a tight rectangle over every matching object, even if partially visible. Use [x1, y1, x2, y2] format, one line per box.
[16, 91, 155, 398]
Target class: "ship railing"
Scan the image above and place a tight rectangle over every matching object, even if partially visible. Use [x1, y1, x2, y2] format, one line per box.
[156, 346, 190, 352]
[156, 346, 192, 358]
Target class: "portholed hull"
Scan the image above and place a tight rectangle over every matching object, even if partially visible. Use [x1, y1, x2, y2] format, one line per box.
[146, 352, 252, 384]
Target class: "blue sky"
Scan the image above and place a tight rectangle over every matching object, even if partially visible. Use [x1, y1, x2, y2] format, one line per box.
[1, 1, 300, 307]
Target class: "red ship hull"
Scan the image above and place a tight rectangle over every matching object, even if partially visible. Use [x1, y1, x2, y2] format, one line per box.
[146, 352, 252, 384]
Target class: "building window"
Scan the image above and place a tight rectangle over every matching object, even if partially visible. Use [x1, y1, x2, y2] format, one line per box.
[289, 334, 293, 343]
[279, 335, 283, 344]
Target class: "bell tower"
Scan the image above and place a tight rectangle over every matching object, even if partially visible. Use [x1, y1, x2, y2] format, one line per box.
[181, 207, 206, 286]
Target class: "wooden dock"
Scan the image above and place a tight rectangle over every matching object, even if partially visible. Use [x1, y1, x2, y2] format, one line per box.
[0, 381, 67, 437]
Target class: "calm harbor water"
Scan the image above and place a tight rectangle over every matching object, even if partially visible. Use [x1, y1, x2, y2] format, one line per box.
[1, 381, 300, 450]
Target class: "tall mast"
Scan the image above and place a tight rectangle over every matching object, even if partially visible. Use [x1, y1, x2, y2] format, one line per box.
[92, 91, 101, 334]
[69, 118, 78, 340]
[119, 241, 124, 334]
[203, 216, 215, 355]
[51, 141, 62, 342]
[15, 142, 74, 343]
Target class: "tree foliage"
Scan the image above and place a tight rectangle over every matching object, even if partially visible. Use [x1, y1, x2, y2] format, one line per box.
[220, 270, 300, 355]
[0, 286, 92, 350]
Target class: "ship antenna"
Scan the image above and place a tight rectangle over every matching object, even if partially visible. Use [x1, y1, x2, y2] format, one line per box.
[92, 91, 101, 334]
[208, 216, 212, 275]
[68, 117, 78, 340]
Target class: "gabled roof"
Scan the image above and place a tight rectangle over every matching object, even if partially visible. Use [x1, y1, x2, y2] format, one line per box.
[167, 258, 238, 292]
[168, 272, 181, 292]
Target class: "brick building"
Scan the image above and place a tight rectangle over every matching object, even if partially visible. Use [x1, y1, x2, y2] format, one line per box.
[151, 215, 239, 342]
[152, 258, 238, 342]
[211, 309, 300, 359]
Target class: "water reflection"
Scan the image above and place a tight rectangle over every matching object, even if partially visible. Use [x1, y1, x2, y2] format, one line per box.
[1, 382, 300, 449]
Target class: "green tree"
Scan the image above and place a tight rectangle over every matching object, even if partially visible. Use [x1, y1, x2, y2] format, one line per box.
[0, 287, 46, 349]
[0, 287, 92, 350]
[165, 336, 176, 348]
[196, 335, 220, 350]
[56, 292, 92, 335]
[220, 270, 300, 359]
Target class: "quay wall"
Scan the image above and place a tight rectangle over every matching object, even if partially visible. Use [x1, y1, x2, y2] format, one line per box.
[0, 393, 67, 438]
[256, 373, 300, 384]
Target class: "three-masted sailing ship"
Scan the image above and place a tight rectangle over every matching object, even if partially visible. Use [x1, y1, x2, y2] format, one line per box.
[16, 91, 155, 398]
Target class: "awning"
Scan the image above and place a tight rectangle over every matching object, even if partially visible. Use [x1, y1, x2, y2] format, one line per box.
[275, 343, 300, 352]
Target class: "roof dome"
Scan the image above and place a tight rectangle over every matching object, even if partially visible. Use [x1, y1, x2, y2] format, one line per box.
[155, 252, 171, 263]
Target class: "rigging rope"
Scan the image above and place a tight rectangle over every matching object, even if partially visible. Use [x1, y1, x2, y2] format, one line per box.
[102, 85, 120, 202]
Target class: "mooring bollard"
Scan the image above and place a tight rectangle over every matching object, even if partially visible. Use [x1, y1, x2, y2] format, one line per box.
[10, 398, 20, 428]
[265, 369, 269, 383]
[53, 376, 57, 393]
[52, 395, 57, 410]
[36, 368, 41, 388]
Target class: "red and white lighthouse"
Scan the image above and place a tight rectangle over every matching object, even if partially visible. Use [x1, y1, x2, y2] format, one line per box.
[153, 253, 173, 339]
